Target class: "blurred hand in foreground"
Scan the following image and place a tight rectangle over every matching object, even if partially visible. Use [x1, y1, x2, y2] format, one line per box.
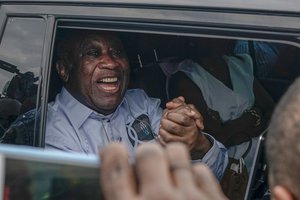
[100, 142, 228, 200]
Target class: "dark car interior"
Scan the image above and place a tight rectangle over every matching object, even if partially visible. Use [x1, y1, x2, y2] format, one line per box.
[44, 29, 300, 108]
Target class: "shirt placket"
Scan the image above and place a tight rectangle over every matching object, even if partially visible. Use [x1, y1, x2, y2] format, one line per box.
[101, 119, 122, 144]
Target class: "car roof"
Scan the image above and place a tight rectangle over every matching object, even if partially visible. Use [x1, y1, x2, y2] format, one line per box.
[0, 0, 300, 13]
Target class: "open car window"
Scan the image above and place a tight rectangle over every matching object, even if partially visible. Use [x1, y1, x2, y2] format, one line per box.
[50, 30, 297, 149]
[46, 27, 299, 200]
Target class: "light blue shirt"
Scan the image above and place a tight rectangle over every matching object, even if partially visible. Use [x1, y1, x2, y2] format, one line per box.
[45, 87, 228, 179]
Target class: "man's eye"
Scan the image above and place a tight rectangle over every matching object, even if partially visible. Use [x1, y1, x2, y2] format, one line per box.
[86, 49, 101, 58]
[111, 49, 123, 58]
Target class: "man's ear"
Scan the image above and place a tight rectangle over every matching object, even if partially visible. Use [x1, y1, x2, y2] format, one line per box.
[56, 61, 69, 82]
[272, 185, 295, 200]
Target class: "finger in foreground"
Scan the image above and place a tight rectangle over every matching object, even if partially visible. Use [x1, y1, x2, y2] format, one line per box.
[192, 164, 228, 200]
[165, 143, 196, 190]
[135, 143, 174, 195]
[100, 143, 136, 200]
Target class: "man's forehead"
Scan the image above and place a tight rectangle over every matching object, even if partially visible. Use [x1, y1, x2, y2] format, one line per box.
[81, 32, 122, 46]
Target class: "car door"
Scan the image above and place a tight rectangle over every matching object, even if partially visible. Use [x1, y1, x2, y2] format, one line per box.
[0, 1, 299, 200]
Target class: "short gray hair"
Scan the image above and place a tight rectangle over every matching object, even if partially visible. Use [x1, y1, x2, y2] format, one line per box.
[266, 78, 300, 199]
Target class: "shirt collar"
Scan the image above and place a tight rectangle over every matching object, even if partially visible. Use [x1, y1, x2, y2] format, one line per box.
[58, 87, 126, 128]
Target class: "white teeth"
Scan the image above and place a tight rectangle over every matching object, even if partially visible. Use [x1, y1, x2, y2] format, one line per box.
[102, 86, 117, 91]
[101, 77, 117, 83]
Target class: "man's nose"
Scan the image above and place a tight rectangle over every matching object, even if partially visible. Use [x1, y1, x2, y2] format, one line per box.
[100, 53, 118, 69]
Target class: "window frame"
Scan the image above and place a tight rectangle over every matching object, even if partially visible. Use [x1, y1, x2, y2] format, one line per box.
[0, 5, 55, 147]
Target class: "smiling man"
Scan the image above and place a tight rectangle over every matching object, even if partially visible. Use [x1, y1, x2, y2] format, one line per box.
[56, 32, 130, 115]
[45, 30, 227, 179]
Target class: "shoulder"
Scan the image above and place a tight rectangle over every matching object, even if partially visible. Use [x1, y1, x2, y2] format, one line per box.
[125, 88, 148, 96]
[45, 110, 78, 150]
[124, 89, 162, 111]
[125, 89, 159, 102]
[46, 103, 74, 137]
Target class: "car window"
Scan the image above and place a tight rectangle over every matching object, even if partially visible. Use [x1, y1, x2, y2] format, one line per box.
[47, 28, 300, 200]
[49, 28, 299, 147]
[0, 17, 46, 144]
[49, 28, 300, 149]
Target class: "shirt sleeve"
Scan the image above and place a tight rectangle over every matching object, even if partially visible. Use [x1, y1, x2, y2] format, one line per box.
[192, 133, 228, 181]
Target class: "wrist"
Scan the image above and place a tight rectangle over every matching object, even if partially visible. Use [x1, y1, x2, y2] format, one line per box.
[190, 133, 212, 160]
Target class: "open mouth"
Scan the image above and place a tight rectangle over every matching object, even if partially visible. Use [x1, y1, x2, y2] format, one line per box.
[97, 77, 120, 93]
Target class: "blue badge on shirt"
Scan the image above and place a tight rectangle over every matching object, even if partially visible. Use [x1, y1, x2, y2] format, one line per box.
[126, 114, 155, 147]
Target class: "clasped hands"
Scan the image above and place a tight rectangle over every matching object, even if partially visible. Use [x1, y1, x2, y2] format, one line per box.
[158, 96, 212, 159]
[99, 97, 227, 200]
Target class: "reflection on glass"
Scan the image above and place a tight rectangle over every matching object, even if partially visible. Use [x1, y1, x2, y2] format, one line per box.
[0, 17, 45, 89]
[0, 17, 45, 143]
[4, 158, 102, 200]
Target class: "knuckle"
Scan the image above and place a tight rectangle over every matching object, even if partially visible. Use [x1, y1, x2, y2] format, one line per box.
[169, 123, 179, 132]
[177, 126, 185, 134]
[187, 104, 196, 109]
[173, 124, 184, 134]
[160, 118, 168, 126]
[182, 115, 190, 124]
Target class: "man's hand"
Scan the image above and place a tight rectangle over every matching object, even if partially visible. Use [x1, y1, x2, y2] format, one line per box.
[165, 96, 203, 130]
[100, 143, 228, 200]
[159, 97, 211, 158]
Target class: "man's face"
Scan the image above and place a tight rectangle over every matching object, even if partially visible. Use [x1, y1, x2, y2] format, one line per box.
[66, 33, 130, 115]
